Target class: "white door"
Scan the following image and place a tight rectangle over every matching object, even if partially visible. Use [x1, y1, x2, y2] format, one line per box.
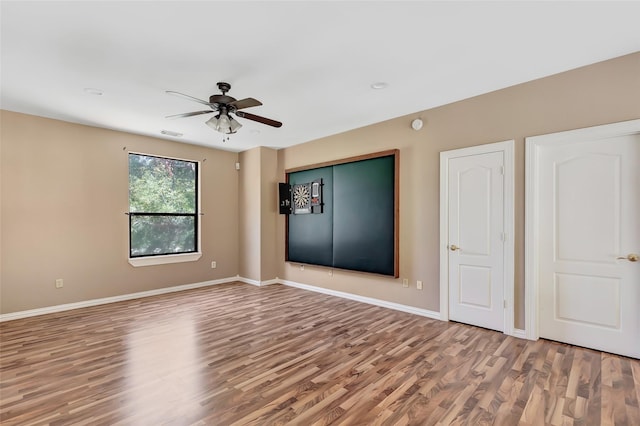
[445, 149, 507, 332]
[535, 131, 639, 358]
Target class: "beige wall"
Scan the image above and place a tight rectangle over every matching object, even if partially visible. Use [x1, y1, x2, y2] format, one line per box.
[259, 147, 279, 281]
[238, 147, 261, 281]
[1, 111, 239, 314]
[276, 52, 640, 329]
[238, 146, 279, 282]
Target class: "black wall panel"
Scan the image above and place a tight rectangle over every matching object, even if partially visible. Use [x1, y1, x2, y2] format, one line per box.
[286, 153, 396, 276]
[332, 156, 395, 275]
[287, 166, 334, 267]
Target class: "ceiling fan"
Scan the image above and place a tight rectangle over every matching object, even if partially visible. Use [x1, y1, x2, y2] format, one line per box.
[165, 82, 282, 135]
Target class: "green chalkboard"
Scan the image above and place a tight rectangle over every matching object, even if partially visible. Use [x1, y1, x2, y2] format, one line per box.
[286, 151, 398, 277]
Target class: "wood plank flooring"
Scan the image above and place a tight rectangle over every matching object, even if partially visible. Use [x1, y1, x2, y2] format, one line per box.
[1, 282, 639, 425]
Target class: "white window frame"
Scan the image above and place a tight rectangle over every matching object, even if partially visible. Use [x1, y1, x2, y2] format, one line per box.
[127, 151, 202, 267]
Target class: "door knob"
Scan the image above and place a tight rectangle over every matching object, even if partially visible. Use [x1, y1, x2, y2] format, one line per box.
[449, 244, 460, 251]
[617, 253, 639, 262]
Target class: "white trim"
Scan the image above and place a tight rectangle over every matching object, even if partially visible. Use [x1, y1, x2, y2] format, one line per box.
[439, 140, 515, 335]
[237, 276, 261, 286]
[1, 276, 440, 324]
[280, 279, 441, 320]
[524, 119, 640, 342]
[524, 136, 540, 341]
[127, 151, 203, 267]
[128, 252, 202, 267]
[0, 277, 239, 322]
[503, 142, 515, 336]
[511, 328, 528, 340]
[236, 276, 280, 286]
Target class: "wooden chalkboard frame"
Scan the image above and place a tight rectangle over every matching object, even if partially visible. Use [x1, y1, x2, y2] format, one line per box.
[285, 149, 399, 277]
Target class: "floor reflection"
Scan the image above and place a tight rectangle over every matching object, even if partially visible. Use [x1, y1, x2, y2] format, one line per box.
[124, 314, 204, 423]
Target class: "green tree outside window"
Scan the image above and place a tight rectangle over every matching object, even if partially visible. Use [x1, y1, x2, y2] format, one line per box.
[128, 153, 198, 257]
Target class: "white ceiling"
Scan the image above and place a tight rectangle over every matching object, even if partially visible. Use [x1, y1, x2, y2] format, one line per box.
[2, 1, 639, 153]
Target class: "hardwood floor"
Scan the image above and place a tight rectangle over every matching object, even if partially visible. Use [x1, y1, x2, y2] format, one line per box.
[1, 283, 638, 425]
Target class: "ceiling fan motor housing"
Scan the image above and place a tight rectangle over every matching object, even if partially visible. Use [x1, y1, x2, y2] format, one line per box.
[217, 82, 231, 93]
[209, 82, 235, 105]
[210, 94, 236, 105]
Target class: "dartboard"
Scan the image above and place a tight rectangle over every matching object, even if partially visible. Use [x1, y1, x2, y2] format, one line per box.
[293, 184, 311, 209]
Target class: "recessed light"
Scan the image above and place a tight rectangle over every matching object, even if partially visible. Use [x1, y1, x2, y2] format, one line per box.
[83, 88, 103, 95]
[370, 82, 388, 90]
[161, 130, 183, 137]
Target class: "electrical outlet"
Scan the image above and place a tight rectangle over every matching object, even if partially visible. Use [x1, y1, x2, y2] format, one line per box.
[402, 278, 409, 288]
[211, 261, 217, 269]
[329, 269, 333, 277]
[300, 264, 304, 271]
[55, 279, 64, 289]
[417, 280, 423, 290]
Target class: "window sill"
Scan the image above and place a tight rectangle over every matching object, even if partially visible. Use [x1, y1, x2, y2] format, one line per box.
[128, 252, 202, 267]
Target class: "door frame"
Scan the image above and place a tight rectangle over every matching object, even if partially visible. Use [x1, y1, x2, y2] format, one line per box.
[524, 119, 640, 341]
[440, 140, 515, 336]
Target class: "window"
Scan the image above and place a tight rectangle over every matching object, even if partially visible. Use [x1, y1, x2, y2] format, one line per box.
[128, 153, 199, 261]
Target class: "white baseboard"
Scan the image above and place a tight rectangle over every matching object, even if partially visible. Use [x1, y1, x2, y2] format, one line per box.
[279, 279, 527, 338]
[0, 277, 239, 322]
[237, 276, 261, 286]
[236, 276, 279, 286]
[279, 279, 442, 320]
[1, 276, 528, 338]
[511, 328, 527, 339]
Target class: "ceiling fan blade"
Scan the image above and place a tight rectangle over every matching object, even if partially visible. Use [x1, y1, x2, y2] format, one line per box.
[230, 97, 263, 110]
[165, 110, 214, 119]
[166, 91, 214, 107]
[235, 111, 282, 128]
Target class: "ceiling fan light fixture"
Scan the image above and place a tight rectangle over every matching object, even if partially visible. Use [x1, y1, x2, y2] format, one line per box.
[205, 113, 242, 134]
[229, 116, 242, 133]
[217, 113, 231, 132]
[205, 115, 220, 131]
